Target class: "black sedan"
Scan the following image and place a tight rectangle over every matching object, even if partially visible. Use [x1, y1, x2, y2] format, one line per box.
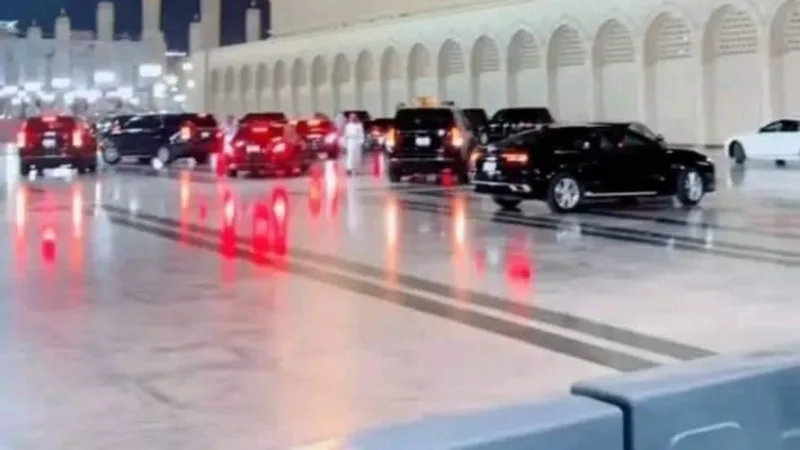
[471, 123, 716, 213]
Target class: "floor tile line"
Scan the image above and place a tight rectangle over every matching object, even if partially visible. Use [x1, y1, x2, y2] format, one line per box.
[100, 203, 714, 362]
[104, 211, 660, 372]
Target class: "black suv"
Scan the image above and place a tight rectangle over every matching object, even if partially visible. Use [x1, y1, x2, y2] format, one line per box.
[487, 107, 554, 142]
[100, 113, 221, 166]
[472, 122, 716, 213]
[17, 116, 98, 176]
[386, 104, 477, 183]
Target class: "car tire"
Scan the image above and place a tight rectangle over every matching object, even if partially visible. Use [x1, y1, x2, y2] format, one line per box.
[102, 145, 121, 165]
[776, 159, 787, 167]
[226, 168, 238, 178]
[156, 146, 171, 165]
[675, 167, 705, 207]
[195, 154, 210, 165]
[729, 141, 746, 164]
[492, 196, 523, 210]
[388, 168, 402, 183]
[456, 164, 470, 184]
[546, 173, 584, 213]
[19, 164, 30, 177]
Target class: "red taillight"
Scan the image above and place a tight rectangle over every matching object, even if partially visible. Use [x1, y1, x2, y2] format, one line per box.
[42, 116, 56, 123]
[272, 142, 286, 153]
[72, 130, 84, 148]
[450, 127, 464, 147]
[16, 130, 26, 149]
[386, 128, 396, 148]
[503, 152, 528, 164]
[251, 127, 269, 133]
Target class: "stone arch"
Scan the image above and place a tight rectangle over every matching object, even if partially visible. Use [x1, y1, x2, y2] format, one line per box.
[546, 24, 588, 119]
[272, 60, 287, 110]
[332, 53, 351, 111]
[355, 50, 374, 110]
[380, 46, 402, 115]
[239, 65, 253, 113]
[290, 58, 308, 115]
[506, 29, 542, 106]
[592, 19, 637, 120]
[408, 43, 432, 98]
[437, 39, 466, 102]
[210, 68, 220, 95]
[223, 66, 235, 95]
[310, 55, 328, 113]
[470, 35, 501, 109]
[702, 4, 761, 143]
[642, 11, 694, 141]
[770, 0, 800, 117]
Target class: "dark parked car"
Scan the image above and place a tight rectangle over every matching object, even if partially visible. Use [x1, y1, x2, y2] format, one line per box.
[386, 102, 478, 183]
[224, 117, 311, 177]
[487, 107, 554, 142]
[100, 113, 222, 166]
[462, 108, 490, 143]
[366, 117, 394, 151]
[17, 115, 98, 176]
[472, 123, 716, 213]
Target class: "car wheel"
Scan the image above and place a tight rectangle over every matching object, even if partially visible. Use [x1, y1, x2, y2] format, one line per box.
[492, 196, 523, 210]
[456, 163, 470, 184]
[226, 168, 238, 178]
[195, 154, 210, 165]
[546, 173, 583, 213]
[102, 145, 121, 165]
[729, 141, 746, 164]
[19, 164, 30, 177]
[675, 167, 705, 207]
[776, 159, 787, 167]
[388, 168, 401, 183]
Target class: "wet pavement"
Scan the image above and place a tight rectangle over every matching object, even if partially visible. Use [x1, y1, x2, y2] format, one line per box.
[1, 149, 799, 449]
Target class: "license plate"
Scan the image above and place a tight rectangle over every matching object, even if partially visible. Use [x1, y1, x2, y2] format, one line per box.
[317, 152, 327, 160]
[43, 138, 56, 148]
[415, 137, 431, 147]
[483, 161, 496, 173]
[246, 145, 260, 153]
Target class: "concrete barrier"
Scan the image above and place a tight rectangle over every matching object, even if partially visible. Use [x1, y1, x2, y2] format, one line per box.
[344, 395, 622, 450]
[329, 348, 800, 450]
[573, 348, 800, 450]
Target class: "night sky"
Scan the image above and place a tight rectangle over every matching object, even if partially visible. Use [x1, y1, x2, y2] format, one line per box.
[0, 0, 271, 51]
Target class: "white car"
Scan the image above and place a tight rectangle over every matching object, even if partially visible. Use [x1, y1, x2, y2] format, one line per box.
[725, 119, 800, 166]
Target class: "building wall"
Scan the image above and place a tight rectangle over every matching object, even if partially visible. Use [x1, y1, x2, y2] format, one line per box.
[194, 0, 800, 145]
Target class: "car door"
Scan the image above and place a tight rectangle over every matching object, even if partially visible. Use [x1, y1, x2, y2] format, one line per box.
[600, 128, 662, 193]
[742, 120, 783, 159]
[772, 120, 800, 160]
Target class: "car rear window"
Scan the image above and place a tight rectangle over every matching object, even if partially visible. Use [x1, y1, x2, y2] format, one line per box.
[491, 108, 553, 124]
[371, 119, 394, 129]
[179, 114, 218, 127]
[342, 110, 370, 122]
[463, 109, 489, 126]
[240, 112, 286, 124]
[25, 116, 78, 132]
[395, 109, 455, 129]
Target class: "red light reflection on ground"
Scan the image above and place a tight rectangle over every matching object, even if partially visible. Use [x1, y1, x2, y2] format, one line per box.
[41, 225, 56, 264]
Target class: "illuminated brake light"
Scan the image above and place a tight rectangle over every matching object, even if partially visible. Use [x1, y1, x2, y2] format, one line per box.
[251, 127, 269, 133]
[385, 128, 396, 148]
[503, 153, 528, 164]
[272, 142, 286, 153]
[450, 127, 464, 147]
[71, 130, 83, 147]
[42, 116, 56, 123]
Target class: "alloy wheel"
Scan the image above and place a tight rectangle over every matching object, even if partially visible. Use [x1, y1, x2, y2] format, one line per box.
[554, 178, 580, 210]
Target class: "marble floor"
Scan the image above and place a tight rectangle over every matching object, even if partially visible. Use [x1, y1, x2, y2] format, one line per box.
[0, 149, 798, 449]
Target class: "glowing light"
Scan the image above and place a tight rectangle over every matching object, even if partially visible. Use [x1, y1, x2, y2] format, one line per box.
[453, 198, 466, 247]
[72, 187, 83, 237]
[180, 172, 191, 208]
[385, 199, 398, 247]
[273, 196, 286, 221]
[15, 188, 26, 230]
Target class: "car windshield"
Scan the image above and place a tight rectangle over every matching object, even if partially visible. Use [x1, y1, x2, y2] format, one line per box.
[463, 109, 489, 126]
[395, 109, 454, 129]
[491, 108, 553, 124]
[25, 116, 78, 132]
[629, 122, 661, 142]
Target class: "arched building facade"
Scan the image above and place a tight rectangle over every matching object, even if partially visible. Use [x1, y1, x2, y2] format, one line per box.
[191, 0, 800, 145]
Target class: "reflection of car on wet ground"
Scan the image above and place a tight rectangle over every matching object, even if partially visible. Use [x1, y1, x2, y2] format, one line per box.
[17, 116, 98, 176]
[725, 118, 800, 166]
[101, 113, 222, 166]
[385, 99, 478, 184]
[224, 117, 311, 177]
[472, 122, 716, 213]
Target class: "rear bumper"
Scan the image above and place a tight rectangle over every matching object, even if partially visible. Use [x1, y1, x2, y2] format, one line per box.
[388, 156, 461, 174]
[170, 141, 222, 159]
[224, 152, 309, 172]
[21, 154, 97, 169]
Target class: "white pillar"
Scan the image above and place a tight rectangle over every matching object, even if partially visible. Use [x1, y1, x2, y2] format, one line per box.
[97, 1, 114, 41]
[759, 38, 773, 123]
[54, 10, 71, 81]
[201, 0, 221, 48]
[142, 0, 161, 39]
[189, 15, 203, 53]
[246, 1, 261, 42]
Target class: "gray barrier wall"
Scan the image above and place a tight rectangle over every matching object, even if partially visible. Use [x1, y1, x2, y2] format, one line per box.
[332, 348, 800, 450]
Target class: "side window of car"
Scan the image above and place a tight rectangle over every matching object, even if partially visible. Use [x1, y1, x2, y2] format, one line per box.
[782, 120, 800, 132]
[758, 121, 783, 133]
[621, 130, 654, 149]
